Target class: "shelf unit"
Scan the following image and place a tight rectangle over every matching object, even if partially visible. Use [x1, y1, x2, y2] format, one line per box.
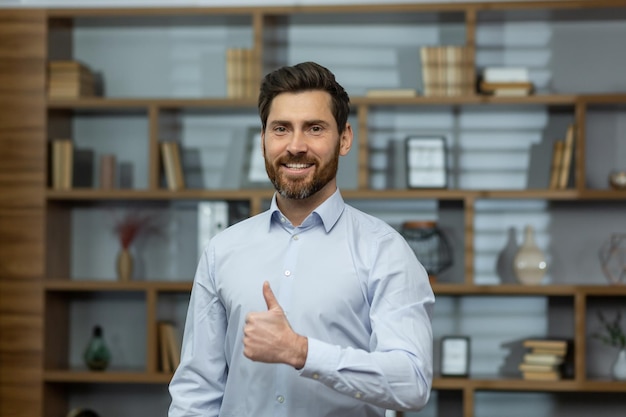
[1, 2, 626, 417]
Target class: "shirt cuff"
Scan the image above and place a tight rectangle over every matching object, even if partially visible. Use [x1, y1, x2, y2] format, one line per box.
[298, 337, 340, 381]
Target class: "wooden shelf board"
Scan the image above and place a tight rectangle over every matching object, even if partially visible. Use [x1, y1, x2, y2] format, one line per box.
[46, 188, 273, 201]
[43, 370, 172, 384]
[45, 188, 621, 202]
[44, 280, 192, 292]
[434, 376, 626, 392]
[432, 284, 579, 296]
[43, 281, 624, 297]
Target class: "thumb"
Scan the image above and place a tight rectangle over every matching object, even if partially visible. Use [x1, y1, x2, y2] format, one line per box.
[263, 281, 281, 311]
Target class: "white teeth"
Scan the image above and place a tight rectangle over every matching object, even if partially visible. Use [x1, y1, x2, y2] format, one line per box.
[286, 163, 310, 169]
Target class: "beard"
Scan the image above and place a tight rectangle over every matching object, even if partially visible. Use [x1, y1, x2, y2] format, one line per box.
[264, 142, 340, 200]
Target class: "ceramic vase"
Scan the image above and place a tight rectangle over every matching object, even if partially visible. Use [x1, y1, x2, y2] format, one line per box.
[116, 247, 133, 282]
[613, 349, 626, 380]
[84, 325, 111, 371]
[513, 225, 547, 285]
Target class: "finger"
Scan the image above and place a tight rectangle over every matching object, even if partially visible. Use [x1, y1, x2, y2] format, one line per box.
[263, 281, 281, 311]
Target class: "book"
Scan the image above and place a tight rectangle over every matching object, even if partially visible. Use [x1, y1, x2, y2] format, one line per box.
[157, 322, 181, 372]
[158, 322, 172, 373]
[72, 148, 94, 188]
[161, 141, 186, 191]
[523, 339, 569, 351]
[523, 353, 565, 366]
[51, 139, 73, 190]
[558, 124, 575, 189]
[483, 67, 529, 83]
[479, 81, 534, 91]
[522, 370, 561, 381]
[518, 362, 560, 373]
[99, 154, 116, 189]
[365, 88, 417, 97]
[549, 140, 565, 189]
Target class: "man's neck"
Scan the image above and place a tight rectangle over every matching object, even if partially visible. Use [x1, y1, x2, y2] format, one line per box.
[276, 184, 336, 227]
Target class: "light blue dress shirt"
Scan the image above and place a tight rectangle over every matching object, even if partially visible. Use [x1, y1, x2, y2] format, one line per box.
[169, 189, 434, 417]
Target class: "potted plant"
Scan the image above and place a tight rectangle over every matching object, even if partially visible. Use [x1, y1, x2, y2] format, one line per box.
[593, 310, 626, 380]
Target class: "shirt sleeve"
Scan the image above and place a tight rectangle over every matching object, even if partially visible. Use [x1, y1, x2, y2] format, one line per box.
[298, 231, 435, 411]
[168, 246, 228, 417]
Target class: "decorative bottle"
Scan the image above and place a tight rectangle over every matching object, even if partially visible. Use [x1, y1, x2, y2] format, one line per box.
[513, 225, 547, 285]
[84, 325, 111, 371]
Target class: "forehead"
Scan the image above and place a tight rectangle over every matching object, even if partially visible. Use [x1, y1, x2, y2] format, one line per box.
[268, 90, 334, 122]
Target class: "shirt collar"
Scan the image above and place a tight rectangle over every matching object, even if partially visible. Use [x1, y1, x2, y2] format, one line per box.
[268, 189, 345, 233]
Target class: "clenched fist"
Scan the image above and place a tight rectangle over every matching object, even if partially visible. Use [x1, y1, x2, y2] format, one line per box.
[243, 281, 308, 369]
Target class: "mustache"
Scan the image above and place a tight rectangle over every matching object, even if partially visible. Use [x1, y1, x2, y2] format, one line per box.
[278, 155, 317, 165]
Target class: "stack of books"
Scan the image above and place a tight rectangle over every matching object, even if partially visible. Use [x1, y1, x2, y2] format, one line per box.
[47, 60, 96, 98]
[479, 67, 533, 96]
[519, 338, 571, 380]
[226, 48, 255, 98]
[419, 45, 474, 97]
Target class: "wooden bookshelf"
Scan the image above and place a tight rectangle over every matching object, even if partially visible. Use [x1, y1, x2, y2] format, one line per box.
[1, 2, 626, 417]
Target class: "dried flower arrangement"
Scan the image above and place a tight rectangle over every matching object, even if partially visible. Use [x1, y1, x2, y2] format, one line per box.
[593, 310, 626, 350]
[113, 211, 162, 250]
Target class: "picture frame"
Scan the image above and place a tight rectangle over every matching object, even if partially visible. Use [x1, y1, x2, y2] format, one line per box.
[405, 136, 447, 188]
[440, 336, 470, 377]
[241, 128, 273, 189]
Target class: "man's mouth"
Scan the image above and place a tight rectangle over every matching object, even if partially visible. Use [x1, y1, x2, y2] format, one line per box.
[284, 163, 313, 170]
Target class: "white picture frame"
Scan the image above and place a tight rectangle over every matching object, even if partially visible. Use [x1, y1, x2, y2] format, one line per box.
[440, 336, 470, 377]
[241, 128, 273, 189]
[405, 136, 447, 188]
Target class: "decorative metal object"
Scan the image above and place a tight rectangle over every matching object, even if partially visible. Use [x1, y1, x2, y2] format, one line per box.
[401, 221, 453, 280]
[599, 234, 626, 285]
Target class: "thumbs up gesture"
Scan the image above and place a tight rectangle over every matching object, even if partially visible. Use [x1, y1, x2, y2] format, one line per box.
[243, 281, 308, 368]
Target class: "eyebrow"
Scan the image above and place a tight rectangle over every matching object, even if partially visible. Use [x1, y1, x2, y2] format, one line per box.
[268, 119, 331, 128]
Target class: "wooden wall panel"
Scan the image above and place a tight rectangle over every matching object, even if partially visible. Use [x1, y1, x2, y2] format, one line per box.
[0, 8, 46, 417]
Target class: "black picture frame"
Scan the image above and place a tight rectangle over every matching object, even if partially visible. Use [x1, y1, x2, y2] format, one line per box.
[405, 136, 447, 188]
[440, 336, 470, 377]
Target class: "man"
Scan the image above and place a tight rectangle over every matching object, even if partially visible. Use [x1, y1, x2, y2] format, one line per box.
[168, 61, 434, 417]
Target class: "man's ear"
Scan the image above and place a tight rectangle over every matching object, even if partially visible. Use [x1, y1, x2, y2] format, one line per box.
[339, 123, 353, 156]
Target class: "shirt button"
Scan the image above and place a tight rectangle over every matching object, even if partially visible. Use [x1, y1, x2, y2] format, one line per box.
[355, 392, 362, 399]
[280, 217, 286, 223]
[293, 235, 299, 240]
[277, 395, 285, 403]
[284, 270, 291, 277]
[312, 373, 319, 380]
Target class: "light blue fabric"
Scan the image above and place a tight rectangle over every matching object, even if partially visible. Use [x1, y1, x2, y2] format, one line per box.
[169, 189, 434, 417]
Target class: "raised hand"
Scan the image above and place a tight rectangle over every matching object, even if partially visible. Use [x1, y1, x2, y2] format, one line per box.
[243, 281, 308, 368]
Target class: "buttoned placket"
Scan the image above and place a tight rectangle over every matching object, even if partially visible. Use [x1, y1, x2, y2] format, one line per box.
[274, 216, 303, 416]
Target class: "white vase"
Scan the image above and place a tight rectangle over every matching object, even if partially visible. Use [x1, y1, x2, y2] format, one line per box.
[513, 225, 547, 285]
[613, 349, 626, 380]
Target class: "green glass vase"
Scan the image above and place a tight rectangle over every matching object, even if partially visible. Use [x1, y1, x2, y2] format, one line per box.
[84, 325, 111, 371]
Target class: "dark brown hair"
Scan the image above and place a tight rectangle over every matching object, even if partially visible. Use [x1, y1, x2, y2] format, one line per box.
[257, 61, 350, 135]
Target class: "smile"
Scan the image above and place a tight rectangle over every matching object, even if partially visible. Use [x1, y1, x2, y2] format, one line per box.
[284, 163, 313, 169]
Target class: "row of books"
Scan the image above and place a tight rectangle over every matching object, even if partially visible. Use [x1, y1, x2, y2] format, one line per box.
[158, 321, 181, 373]
[519, 338, 573, 380]
[549, 124, 576, 190]
[226, 48, 256, 99]
[49, 139, 96, 189]
[420, 45, 474, 97]
[48, 60, 96, 98]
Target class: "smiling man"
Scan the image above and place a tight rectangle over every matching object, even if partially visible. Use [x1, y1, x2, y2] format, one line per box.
[168, 61, 435, 417]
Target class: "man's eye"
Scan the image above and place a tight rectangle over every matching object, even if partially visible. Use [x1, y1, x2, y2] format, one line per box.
[310, 126, 323, 134]
[274, 126, 287, 133]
